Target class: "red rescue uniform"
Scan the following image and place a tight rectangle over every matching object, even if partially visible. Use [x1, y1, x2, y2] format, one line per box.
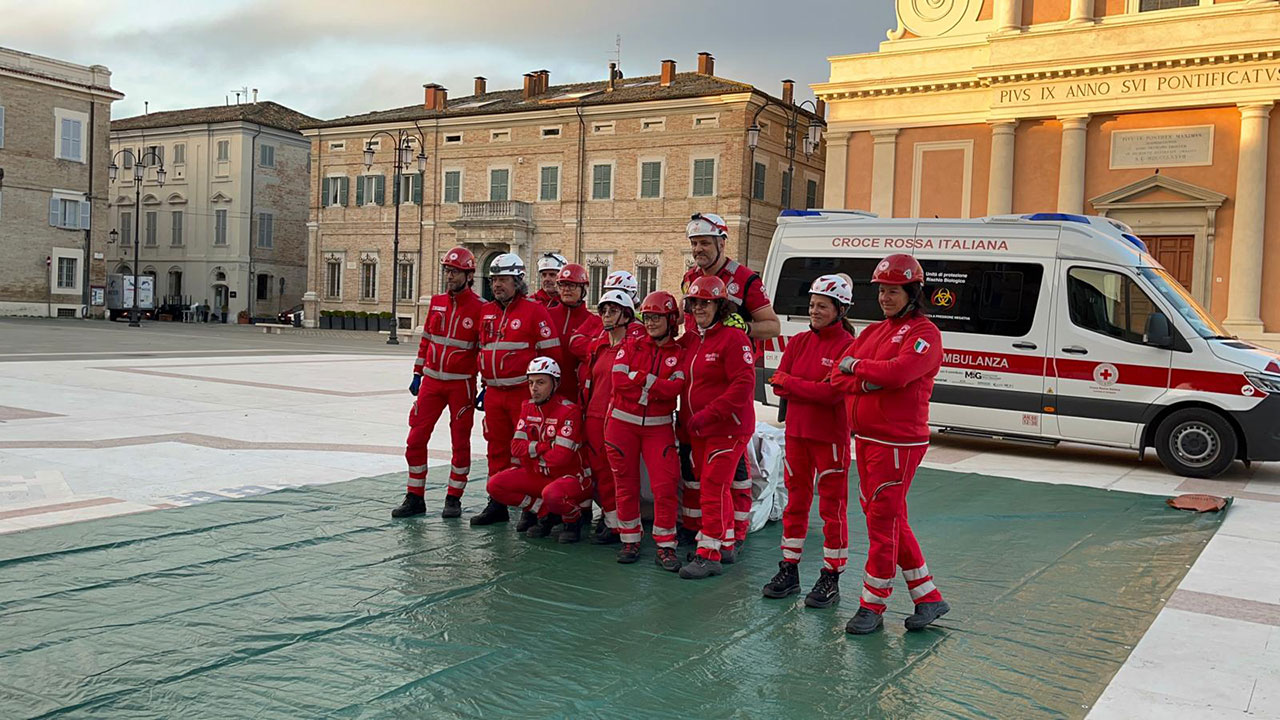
[679, 321, 755, 561]
[531, 288, 560, 309]
[478, 295, 561, 477]
[579, 322, 644, 531]
[829, 313, 945, 614]
[486, 397, 591, 521]
[548, 301, 600, 403]
[406, 286, 483, 499]
[769, 321, 855, 572]
[606, 334, 686, 548]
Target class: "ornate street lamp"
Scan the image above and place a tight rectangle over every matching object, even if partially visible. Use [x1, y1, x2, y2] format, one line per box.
[363, 129, 428, 345]
[108, 147, 165, 327]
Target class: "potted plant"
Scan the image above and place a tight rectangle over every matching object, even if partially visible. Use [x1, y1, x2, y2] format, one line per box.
[379, 311, 394, 331]
[354, 310, 369, 331]
[237, 309, 250, 325]
[319, 310, 333, 329]
[342, 310, 356, 330]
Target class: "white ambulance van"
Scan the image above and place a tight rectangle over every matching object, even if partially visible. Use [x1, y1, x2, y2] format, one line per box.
[759, 210, 1280, 479]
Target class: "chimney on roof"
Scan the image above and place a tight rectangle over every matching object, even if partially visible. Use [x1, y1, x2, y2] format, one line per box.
[523, 73, 535, 100]
[252, 88, 258, 103]
[537, 70, 549, 94]
[782, 79, 795, 106]
[474, 76, 487, 96]
[424, 83, 447, 111]
[696, 52, 714, 76]
[815, 98, 826, 119]
[660, 59, 676, 87]
[607, 62, 617, 92]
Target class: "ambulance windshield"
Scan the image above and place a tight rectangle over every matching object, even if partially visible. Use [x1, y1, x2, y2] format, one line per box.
[1138, 267, 1230, 339]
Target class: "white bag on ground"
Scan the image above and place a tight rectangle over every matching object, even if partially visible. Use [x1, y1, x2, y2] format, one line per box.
[747, 422, 787, 533]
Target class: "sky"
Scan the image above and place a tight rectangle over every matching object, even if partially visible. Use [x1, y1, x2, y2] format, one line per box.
[1, 0, 896, 121]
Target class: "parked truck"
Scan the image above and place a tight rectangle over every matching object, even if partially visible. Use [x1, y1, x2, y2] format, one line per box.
[106, 273, 156, 322]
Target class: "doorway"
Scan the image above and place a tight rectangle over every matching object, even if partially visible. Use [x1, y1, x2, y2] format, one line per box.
[1145, 235, 1195, 290]
[213, 285, 229, 323]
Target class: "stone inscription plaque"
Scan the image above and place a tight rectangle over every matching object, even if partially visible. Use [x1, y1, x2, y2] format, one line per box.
[1110, 126, 1214, 169]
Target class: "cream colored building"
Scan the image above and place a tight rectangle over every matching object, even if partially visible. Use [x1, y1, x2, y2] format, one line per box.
[0, 46, 121, 317]
[817, 0, 1280, 346]
[300, 53, 825, 329]
[108, 101, 314, 321]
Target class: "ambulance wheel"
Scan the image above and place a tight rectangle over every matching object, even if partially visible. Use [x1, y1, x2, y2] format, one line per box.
[1154, 409, 1237, 479]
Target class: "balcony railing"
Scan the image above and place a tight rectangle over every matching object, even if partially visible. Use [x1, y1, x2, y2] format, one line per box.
[457, 201, 532, 222]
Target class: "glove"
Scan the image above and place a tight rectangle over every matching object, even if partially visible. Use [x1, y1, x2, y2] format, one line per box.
[863, 381, 882, 392]
[409, 375, 422, 396]
[838, 356, 859, 375]
[722, 314, 747, 332]
[768, 371, 789, 387]
[689, 410, 712, 435]
[474, 387, 486, 411]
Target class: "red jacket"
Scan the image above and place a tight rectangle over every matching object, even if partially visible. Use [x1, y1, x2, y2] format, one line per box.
[611, 334, 686, 425]
[531, 289, 560, 309]
[828, 314, 942, 446]
[549, 302, 600, 402]
[415, 287, 483, 382]
[580, 323, 645, 419]
[771, 322, 855, 444]
[478, 295, 561, 390]
[681, 259, 772, 334]
[511, 397, 584, 478]
[679, 322, 755, 438]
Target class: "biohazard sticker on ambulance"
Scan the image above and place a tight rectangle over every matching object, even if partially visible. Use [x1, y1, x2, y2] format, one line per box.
[1093, 363, 1119, 387]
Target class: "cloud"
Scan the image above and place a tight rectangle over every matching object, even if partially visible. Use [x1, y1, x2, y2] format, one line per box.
[1, 0, 896, 119]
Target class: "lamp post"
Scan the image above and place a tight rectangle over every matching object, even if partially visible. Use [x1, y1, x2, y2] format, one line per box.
[363, 129, 428, 345]
[108, 148, 165, 327]
[744, 95, 825, 262]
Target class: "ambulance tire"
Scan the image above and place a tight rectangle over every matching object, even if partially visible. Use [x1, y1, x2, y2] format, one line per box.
[1153, 408, 1238, 479]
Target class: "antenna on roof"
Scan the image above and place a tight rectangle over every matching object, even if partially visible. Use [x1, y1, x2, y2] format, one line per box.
[613, 34, 622, 76]
[144, 101, 149, 115]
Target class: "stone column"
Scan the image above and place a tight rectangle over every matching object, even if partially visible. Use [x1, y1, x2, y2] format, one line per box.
[1057, 116, 1089, 215]
[1225, 102, 1273, 333]
[823, 131, 851, 210]
[996, 0, 1024, 32]
[987, 120, 1018, 215]
[301, 221, 319, 327]
[1068, 0, 1094, 24]
[870, 129, 899, 218]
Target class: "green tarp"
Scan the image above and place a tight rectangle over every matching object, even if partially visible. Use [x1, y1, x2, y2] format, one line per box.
[0, 469, 1222, 719]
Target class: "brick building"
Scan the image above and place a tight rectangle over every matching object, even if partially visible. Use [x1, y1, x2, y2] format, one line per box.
[299, 52, 825, 329]
[0, 46, 122, 318]
[108, 100, 314, 322]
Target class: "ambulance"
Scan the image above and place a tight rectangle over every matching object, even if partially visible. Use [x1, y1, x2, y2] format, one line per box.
[759, 210, 1280, 479]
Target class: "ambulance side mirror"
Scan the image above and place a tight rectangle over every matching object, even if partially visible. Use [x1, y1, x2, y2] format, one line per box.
[1144, 313, 1174, 349]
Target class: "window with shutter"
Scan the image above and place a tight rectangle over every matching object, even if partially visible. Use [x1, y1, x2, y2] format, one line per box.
[752, 162, 767, 200]
[806, 180, 818, 209]
[444, 171, 461, 203]
[397, 262, 415, 300]
[540, 166, 559, 201]
[174, 144, 186, 164]
[258, 213, 274, 248]
[121, 212, 133, 245]
[340, 177, 350, 206]
[375, 175, 386, 205]
[172, 211, 184, 245]
[214, 210, 228, 245]
[0, 106, 5, 148]
[640, 162, 662, 199]
[217, 140, 230, 161]
[411, 174, 423, 205]
[79, 200, 91, 230]
[490, 169, 510, 201]
[145, 212, 157, 245]
[592, 164, 612, 200]
[260, 145, 275, 167]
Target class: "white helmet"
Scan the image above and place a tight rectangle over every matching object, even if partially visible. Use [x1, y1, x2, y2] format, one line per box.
[603, 270, 639, 300]
[597, 289, 636, 314]
[536, 252, 569, 273]
[526, 356, 561, 379]
[489, 252, 525, 277]
[687, 212, 728, 239]
[810, 274, 853, 306]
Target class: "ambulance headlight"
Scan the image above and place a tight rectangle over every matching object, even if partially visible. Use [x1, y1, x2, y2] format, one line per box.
[1245, 372, 1280, 394]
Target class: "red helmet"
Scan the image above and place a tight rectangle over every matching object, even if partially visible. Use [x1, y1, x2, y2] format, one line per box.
[640, 290, 680, 318]
[556, 263, 589, 285]
[871, 254, 924, 286]
[685, 275, 727, 301]
[441, 247, 476, 272]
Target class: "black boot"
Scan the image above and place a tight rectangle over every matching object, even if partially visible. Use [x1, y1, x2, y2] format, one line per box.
[617, 543, 641, 564]
[590, 518, 621, 545]
[676, 526, 697, 546]
[762, 561, 801, 599]
[655, 547, 681, 572]
[845, 607, 884, 635]
[391, 492, 426, 519]
[469, 498, 510, 526]
[526, 514, 559, 538]
[905, 600, 950, 631]
[441, 495, 462, 519]
[557, 515, 587, 544]
[678, 555, 723, 580]
[515, 510, 538, 532]
[804, 569, 841, 609]
[720, 545, 738, 565]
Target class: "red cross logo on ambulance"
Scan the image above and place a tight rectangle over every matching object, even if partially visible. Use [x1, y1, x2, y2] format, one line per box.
[1242, 384, 1257, 397]
[1093, 363, 1119, 387]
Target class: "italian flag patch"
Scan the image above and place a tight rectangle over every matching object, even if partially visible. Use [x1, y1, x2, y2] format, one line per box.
[913, 338, 931, 354]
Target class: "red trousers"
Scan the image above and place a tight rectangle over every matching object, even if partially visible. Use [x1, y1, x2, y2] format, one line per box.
[688, 435, 747, 561]
[487, 467, 592, 522]
[481, 386, 526, 478]
[855, 439, 943, 614]
[605, 418, 681, 548]
[405, 377, 475, 498]
[780, 436, 851, 572]
[583, 416, 618, 531]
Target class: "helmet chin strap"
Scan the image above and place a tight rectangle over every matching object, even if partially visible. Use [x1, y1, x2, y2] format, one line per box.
[894, 284, 922, 319]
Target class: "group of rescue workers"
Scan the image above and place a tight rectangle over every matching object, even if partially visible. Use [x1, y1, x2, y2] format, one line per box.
[397, 212, 950, 635]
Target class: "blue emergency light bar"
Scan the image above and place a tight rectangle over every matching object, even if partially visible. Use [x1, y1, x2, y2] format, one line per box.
[1022, 212, 1091, 223]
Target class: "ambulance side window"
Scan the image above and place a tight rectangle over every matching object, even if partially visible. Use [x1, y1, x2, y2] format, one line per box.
[1066, 267, 1159, 345]
[920, 260, 1043, 337]
[776, 257, 881, 322]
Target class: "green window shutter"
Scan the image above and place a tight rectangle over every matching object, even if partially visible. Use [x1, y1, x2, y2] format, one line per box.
[340, 177, 350, 206]
[322, 178, 331, 205]
[375, 175, 386, 205]
[356, 176, 366, 206]
[412, 174, 423, 204]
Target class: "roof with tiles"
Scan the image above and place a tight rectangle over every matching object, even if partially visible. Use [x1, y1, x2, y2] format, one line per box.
[111, 101, 317, 134]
